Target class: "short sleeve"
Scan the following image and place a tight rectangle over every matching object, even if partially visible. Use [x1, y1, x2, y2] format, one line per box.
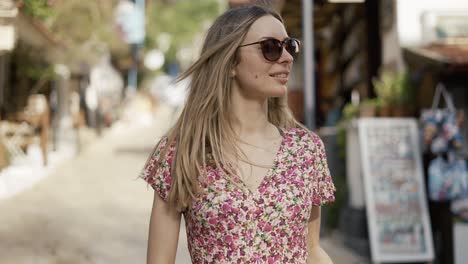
[310, 133, 336, 206]
[140, 137, 175, 201]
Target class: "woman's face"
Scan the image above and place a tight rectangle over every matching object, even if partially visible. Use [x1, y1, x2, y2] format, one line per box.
[233, 15, 294, 99]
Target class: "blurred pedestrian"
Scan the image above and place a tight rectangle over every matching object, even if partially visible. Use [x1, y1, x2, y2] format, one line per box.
[141, 4, 335, 263]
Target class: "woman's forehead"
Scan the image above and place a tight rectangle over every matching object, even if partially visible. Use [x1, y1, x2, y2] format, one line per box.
[243, 15, 288, 42]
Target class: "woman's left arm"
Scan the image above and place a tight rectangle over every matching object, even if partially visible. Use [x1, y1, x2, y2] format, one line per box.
[307, 206, 334, 264]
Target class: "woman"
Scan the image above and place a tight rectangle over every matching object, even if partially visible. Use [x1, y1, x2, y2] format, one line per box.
[141, 4, 335, 263]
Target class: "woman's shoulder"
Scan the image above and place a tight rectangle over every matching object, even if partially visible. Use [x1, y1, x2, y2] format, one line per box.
[147, 136, 177, 166]
[284, 126, 322, 142]
[282, 126, 326, 154]
[141, 136, 176, 201]
[155, 136, 176, 151]
[156, 136, 169, 147]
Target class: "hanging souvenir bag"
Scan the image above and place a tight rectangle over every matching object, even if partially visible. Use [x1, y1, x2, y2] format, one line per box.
[422, 83, 467, 201]
[452, 159, 468, 221]
[428, 152, 468, 201]
[420, 84, 464, 154]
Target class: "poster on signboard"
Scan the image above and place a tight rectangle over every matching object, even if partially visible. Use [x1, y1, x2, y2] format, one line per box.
[358, 118, 434, 263]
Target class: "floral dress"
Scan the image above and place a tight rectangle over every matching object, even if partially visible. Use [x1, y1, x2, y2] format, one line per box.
[141, 127, 336, 263]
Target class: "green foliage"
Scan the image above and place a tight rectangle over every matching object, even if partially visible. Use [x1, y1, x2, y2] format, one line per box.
[22, 0, 221, 72]
[18, 64, 56, 81]
[336, 103, 358, 160]
[341, 102, 359, 121]
[146, 0, 222, 64]
[360, 98, 381, 108]
[329, 102, 358, 231]
[45, 0, 128, 65]
[372, 71, 412, 107]
[373, 72, 394, 106]
[393, 72, 412, 106]
[22, 0, 55, 20]
[13, 48, 57, 81]
[324, 173, 347, 230]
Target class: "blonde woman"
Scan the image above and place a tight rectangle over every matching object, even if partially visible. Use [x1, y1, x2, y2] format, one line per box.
[141, 4, 335, 263]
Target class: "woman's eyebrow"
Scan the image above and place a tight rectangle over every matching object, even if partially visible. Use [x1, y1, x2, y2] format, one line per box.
[259, 36, 290, 41]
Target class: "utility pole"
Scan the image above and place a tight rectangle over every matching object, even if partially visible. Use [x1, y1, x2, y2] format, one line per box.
[127, 0, 145, 96]
[302, 0, 315, 130]
[114, 0, 146, 97]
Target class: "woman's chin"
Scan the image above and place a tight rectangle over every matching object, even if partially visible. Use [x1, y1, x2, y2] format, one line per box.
[270, 85, 288, 97]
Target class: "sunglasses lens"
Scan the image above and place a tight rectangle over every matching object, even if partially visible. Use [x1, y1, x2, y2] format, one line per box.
[261, 39, 282, 61]
[285, 39, 300, 59]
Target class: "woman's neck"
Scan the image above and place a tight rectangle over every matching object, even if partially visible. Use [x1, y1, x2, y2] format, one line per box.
[230, 85, 275, 139]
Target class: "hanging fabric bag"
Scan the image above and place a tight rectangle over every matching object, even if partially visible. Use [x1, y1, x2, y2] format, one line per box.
[428, 153, 468, 201]
[420, 83, 463, 154]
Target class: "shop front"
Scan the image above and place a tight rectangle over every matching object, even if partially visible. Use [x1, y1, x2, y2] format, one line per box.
[0, 4, 65, 167]
[403, 38, 468, 264]
[342, 1, 468, 263]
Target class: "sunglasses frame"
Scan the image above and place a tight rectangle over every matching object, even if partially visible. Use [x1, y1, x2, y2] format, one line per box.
[239, 37, 301, 62]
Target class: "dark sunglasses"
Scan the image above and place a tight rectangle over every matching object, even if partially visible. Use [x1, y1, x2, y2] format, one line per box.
[239, 37, 301, 62]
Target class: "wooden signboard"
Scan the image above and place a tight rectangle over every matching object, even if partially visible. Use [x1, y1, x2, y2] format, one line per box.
[358, 118, 434, 263]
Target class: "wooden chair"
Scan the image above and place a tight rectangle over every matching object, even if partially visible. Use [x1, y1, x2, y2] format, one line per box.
[0, 121, 34, 164]
[0, 94, 50, 166]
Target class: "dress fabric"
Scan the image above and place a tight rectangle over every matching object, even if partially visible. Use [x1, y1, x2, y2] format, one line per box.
[141, 127, 336, 263]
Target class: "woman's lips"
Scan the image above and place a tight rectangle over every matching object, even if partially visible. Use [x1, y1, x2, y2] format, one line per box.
[270, 73, 289, 84]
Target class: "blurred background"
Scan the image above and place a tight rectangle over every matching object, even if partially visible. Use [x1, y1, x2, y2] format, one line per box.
[0, 0, 467, 263]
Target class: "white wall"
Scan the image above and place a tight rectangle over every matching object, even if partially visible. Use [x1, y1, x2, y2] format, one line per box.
[455, 223, 468, 264]
[397, 0, 468, 46]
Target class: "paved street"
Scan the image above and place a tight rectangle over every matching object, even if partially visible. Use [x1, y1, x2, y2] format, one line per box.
[0, 105, 189, 264]
[0, 104, 366, 264]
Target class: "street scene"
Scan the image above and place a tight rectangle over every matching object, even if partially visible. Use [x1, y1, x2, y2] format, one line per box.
[0, 0, 467, 263]
[0, 103, 365, 263]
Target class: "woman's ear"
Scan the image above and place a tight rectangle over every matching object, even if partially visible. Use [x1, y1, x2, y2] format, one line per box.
[231, 68, 236, 78]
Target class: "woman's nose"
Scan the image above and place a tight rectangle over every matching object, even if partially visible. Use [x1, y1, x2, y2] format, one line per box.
[278, 46, 294, 64]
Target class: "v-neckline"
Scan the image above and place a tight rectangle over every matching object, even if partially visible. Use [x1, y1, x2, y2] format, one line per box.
[231, 127, 287, 195]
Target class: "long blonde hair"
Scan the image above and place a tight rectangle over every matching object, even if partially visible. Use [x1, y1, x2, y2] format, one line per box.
[160, 4, 303, 210]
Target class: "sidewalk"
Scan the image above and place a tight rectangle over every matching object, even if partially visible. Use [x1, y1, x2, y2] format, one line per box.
[0, 103, 176, 263]
[0, 130, 79, 200]
[322, 232, 369, 264]
[0, 102, 366, 263]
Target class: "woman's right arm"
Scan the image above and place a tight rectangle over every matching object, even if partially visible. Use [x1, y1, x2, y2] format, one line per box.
[147, 192, 181, 264]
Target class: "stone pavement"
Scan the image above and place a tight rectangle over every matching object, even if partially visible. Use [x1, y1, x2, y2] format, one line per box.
[0, 103, 367, 264]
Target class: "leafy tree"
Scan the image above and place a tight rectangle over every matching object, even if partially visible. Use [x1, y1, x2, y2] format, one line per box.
[146, 0, 223, 65]
[20, 0, 223, 73]
[21, 0, 54, 20]
[26, 0, 128, 67]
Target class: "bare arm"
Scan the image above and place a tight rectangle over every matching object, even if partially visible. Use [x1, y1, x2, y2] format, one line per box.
[307, 206, 333, 264]
[147, 192, 181, 264]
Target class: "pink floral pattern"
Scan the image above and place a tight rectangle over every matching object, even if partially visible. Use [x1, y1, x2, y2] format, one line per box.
[141, 127, 335, 263]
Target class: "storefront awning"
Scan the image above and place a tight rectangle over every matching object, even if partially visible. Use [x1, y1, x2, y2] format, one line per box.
[403, 42, 468, 73]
